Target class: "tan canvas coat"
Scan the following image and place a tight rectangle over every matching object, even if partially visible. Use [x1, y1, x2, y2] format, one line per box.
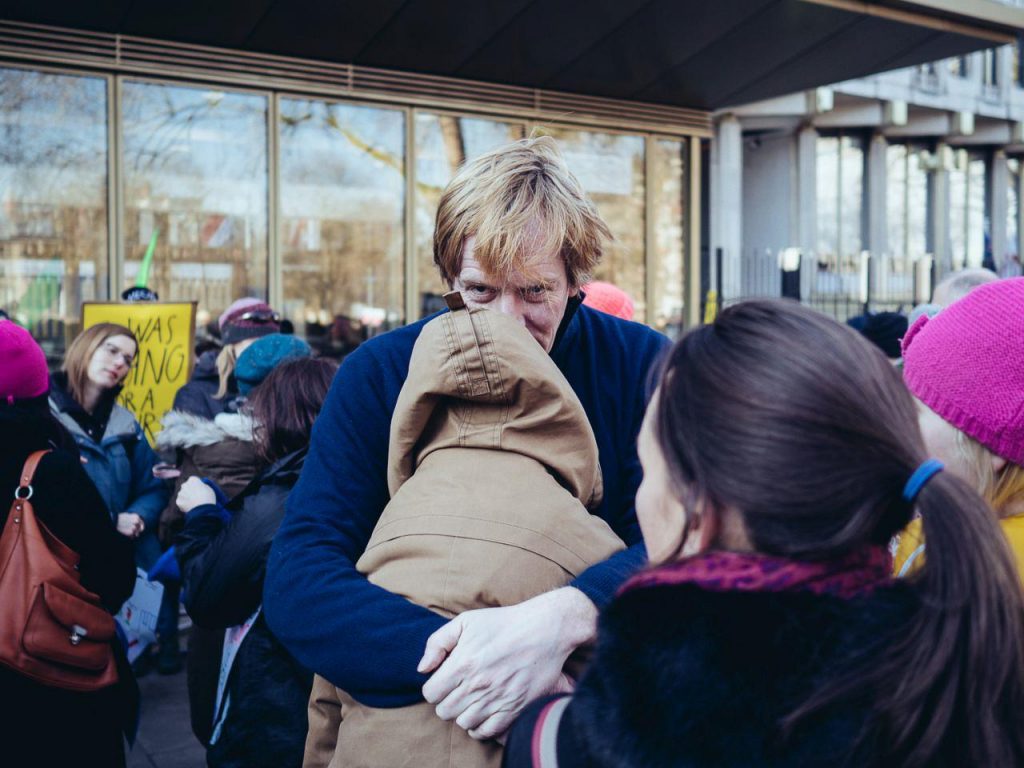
[304, 294, 624, 768]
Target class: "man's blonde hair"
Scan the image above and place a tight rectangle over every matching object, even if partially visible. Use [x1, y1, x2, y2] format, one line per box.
[433, 136, 611, 288]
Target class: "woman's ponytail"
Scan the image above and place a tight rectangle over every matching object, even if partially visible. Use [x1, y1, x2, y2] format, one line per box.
[883, 472, 1024, 766]
[214, 344, 237, 399]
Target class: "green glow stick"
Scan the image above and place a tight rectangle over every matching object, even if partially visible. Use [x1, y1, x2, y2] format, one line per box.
[137, 228, 160, 288]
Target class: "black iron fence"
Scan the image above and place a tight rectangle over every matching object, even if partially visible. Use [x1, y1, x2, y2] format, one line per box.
[701, 247, 934, 323]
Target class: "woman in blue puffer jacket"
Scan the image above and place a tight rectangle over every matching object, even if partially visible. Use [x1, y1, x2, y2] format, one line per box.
[49, 323, 171, 665]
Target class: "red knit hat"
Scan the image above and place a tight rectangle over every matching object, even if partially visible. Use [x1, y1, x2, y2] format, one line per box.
[582, 281, 635, 321]
[902, 277, 1024, 466]
[0, 319, 50, 405]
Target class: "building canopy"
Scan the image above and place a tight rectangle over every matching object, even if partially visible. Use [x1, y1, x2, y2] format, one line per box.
[3, 0, 1023, 110]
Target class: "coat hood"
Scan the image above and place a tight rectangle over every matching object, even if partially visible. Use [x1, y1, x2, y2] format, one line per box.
[388, 295, 602, 509]
[191, 349, 220, 382]
[157, 409, 255, 451]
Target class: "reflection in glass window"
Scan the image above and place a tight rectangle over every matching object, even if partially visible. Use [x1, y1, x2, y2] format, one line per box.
[650, 138, 686, 337]
[0, 68, 108, 360]
[121, 81, 268, 330]
[279, 99, 405, 357]
[538, 126, 647, 321]
[414, 113, 524, 316]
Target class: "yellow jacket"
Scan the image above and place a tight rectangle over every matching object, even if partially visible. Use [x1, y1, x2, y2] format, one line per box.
[893, 515, 1024, 580]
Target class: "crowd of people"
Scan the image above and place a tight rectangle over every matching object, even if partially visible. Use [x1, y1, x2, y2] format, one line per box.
[2, 136, 1024, 768]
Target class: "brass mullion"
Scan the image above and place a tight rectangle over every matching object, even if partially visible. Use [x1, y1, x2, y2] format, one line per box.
[268, 92, 281, 310]
[644, 135, 657, 326]
[404, 108, 417, 324]
[110, 74, 123, 301]
[685, 137, 702, 329]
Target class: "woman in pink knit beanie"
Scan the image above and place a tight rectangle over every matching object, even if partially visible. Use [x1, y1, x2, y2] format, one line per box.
[895, 277, 1024, 576]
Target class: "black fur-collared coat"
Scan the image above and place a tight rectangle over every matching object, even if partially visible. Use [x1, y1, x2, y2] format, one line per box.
[505, 580, 921, 768]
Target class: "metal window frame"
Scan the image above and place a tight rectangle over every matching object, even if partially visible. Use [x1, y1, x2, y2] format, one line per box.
[0, 53, 703, 333]
[274, 91, 410, 322]
[116, 72, 274, 309]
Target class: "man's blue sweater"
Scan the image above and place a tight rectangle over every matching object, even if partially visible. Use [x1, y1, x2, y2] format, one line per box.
[263, 302, 669, 707]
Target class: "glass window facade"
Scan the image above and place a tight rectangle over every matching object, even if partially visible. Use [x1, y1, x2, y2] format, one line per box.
[815, 135, 864, 276]
[0, 68, 109, 360]
[121, 80, 269, 332]
[885, 144, 928, 261]
[650, 138, 687, 337]
[0, 64, 697, 357]
[279, 98, 406, 355]
[414, 113, 525, 316]
[538, 126, 647, 321]
[880, 144, 929, 303]
[1008, 157, 1020, 275]
[948, 150, 987, 270]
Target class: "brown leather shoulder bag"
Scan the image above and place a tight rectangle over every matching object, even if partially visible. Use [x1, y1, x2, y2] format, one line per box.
[0, 450, 119, 691]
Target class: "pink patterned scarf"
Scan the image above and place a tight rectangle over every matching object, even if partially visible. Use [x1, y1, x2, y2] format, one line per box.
[620, 546, 893, 600]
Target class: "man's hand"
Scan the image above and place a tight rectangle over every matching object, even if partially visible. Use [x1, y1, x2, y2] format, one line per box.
[418, 587, 597, 741]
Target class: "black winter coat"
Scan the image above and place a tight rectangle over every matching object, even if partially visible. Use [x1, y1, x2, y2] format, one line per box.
[176, 448, 312, 768]
[0, 407, 138, 768]
[505, 579, 920, 768]
[172, 349, 242, 421]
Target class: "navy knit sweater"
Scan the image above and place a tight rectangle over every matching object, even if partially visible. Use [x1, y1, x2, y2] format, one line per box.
[263, 302, 669, 707]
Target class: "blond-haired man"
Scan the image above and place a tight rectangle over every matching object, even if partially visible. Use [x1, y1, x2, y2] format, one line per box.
[265, 137, 668, 742]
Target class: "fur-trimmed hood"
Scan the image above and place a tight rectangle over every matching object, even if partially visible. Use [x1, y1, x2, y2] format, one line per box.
[157, 409, 255, 451]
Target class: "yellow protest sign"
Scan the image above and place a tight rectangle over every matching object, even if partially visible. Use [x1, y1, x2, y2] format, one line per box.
[81, 302, 196, 446]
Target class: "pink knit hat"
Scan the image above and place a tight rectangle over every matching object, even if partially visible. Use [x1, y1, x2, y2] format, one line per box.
[582, 281, 635, 321]
[902, 277, 1024, 466]
[218, 297, 280, 345]
[0, 319, 50, 404]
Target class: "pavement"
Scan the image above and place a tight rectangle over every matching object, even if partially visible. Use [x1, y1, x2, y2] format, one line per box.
[127, 664, 206, 768]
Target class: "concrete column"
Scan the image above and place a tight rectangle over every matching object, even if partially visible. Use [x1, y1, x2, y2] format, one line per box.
[865, 132, 888, 299]
[1018, 162, 1024, 275]
[999, 44, 1014, 102]
[989, 149, 1009, 271]
[711, 115, 743, 301]
[929, 143, 951, 279]
[796, 125, 818, 299]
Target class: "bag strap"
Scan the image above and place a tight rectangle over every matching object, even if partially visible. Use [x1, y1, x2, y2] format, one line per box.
[16, 450, 51, 497]
[531, 695, 571, 768]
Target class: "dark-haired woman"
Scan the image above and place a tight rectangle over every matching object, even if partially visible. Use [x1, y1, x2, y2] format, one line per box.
[504, 300, 1024, 768]
[0, 320, 137, 767]
[175, 357, 337, 768]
